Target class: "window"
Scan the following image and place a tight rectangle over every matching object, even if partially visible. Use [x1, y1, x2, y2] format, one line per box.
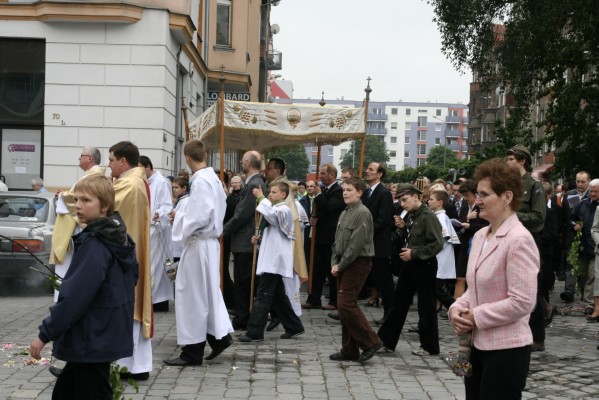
[450, 109, 459, 117]
[417, 116, 427, 127]
[216, 0, 232, 47]
[390, 136, 397, 144]
[435, 138, 441, 145]
[436, 109, 442, 116]
[435, 123, 442, 131]
[372, 107, 382, 114]
[405, 136, 410, 144]
[388, 164, 396, 171]
[391, 122, 397, 130]
[405, 122, 411, 130]
[404, 151, 410, 158]
[405, 108, 411, 116]
[417, 158, 426, 167]
[327, 147, 333, 156]
[391, 108, 398, 115]
[417, 144, 426, 155]
[417, 131, 427, 141]
[340, 149, 348, 157]
[390, 151, 397, 158]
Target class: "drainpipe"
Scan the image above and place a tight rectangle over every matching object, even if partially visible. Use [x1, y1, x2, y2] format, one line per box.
[174, 46, 183, 176]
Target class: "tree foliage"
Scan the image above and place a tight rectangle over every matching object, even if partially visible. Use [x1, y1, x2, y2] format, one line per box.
[385, 157, 479, 184]
[426, 145, 458, 168]
[265, 144, 310, 181]
[339, 134, 390, 175]
[430, 0, 599, 178]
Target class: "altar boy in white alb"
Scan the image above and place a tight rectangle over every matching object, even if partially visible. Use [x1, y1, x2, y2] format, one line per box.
[164, 140, 233, 366]
[238, 182, 305, 342]
[139, 156, 174, 312]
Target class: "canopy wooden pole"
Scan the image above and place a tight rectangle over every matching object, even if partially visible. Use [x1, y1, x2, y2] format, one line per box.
[249, 212, 261, 311]
[182, 98, 191, 142]
[308, 142, 321, 295]
[358, 77, 372, 179]
[219, 75, 226, 292]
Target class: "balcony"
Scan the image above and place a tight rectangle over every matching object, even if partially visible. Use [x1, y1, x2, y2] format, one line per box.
[462, 116, 468, 124]
[366, 127, 387, 135]
[445, 129, 460, 138]
[367, 113, 388, 121]
[446, 115, 461, 123]
[266, 50, 283, 70]
[448, 143, 469, 152]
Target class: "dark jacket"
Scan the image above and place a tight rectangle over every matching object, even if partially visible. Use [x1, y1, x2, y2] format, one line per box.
[222, 173, 267, 253]
[404, 204, 444, 261]
[39, 212, 138, 363]
[517, 173, 546, 234]
[571, 197, 599, 257]
[313, 182, 345, 246]
[361, 183, 394, 257]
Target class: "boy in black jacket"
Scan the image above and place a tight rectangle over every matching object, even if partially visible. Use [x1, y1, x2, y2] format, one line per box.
[30, 174, 138, 399]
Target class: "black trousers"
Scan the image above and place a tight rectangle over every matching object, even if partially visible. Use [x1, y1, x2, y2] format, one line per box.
[52, 362, 111, 400]
[465, 345, 531, 400]
[307, 244, 336, 306]
[371, 256, 395, 317]
[232, 252, 253, 329]
[528, 233, 545, 343]
[436, 278, 456, 309]
[246, 273, 304, 339]
[378, 258, 439, 354]
[221, 236, 235, 310]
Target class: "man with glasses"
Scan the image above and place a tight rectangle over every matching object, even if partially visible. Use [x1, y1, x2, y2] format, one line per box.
[222, 151, 267, 330]
[506, 144, 547, 352]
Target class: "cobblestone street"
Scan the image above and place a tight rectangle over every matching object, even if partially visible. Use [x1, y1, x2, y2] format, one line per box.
[1, 280, 598, 399]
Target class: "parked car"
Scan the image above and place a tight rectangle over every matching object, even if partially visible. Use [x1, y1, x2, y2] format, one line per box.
[0, 191, 56, 295]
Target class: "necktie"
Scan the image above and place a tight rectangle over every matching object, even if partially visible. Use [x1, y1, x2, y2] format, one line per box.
[367, 188, 373, 198]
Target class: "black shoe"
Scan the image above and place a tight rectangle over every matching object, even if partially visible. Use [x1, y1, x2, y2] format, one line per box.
[280, 331, 304, 339]
[48, 366, 63, 377]
[560, 292, 574, 303]
[584, 307, 594, 316]
[238, 334, 263, 343]
[153, 300, 169, 312]
[266, 318, 281, 332]
[120, 371, 151, 380]
[329, 352, 359, 361]
[327, 312, 340, 320]
[205, 334, 233, 361]
[358, 341, 383, 363]
[163, 357, 202, 367]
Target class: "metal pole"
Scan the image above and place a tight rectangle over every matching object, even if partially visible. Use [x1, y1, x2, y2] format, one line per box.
[359, 77, 372, 178]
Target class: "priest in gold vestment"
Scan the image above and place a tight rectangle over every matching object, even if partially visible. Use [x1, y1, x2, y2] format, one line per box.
[108, 141, 152, 381]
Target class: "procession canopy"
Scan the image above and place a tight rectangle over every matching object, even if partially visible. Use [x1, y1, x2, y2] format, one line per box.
[189, 100, 366, 151]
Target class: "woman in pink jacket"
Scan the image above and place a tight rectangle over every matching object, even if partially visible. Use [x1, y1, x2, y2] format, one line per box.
[449, 158, 539, 400]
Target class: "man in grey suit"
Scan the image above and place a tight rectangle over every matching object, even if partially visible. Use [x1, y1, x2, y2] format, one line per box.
[222, 151, 267, 330]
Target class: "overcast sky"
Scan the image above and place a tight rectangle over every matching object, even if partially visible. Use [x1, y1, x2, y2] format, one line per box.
[270, 0, 471, 104]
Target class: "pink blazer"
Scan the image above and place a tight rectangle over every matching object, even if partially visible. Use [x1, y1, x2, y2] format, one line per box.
[450, 213, 539, 350]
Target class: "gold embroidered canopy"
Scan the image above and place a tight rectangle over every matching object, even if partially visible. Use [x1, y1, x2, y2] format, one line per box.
[189, 100, 365, 151]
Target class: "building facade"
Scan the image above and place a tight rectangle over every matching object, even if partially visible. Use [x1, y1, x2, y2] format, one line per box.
[0, 0, 278, 190]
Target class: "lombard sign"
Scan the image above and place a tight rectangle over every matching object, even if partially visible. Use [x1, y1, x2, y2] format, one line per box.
[207, 91, 250, 107]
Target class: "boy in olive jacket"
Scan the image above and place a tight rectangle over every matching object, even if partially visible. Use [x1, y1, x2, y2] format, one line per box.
[329, 178, 382, 363]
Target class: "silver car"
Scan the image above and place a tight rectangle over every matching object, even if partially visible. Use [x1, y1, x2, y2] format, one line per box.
[0, 191, 56, 295]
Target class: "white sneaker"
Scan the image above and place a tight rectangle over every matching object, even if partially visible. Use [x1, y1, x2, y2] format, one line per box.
[412, 348, 431, 356]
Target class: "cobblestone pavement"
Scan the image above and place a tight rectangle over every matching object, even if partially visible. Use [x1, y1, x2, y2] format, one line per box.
[1, 280, 598, 399]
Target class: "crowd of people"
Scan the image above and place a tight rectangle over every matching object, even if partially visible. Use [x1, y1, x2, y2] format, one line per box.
[26, 140, 599, 399]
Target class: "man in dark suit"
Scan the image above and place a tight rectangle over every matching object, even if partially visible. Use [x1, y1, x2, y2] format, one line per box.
[302, 163, 345, 310]
[299, 180, 317, 265]
[222, 150, 267, 330]
[453, 179, 469, 222]
[362, 162, 395, 323]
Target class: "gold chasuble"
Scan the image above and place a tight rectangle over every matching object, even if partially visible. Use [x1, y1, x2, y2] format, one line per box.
[114, 167, 153, 339]
[270, 176, 308, 282]
[50, 165, 106, 265]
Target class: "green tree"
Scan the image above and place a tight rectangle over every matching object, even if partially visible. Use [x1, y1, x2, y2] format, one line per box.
[426, 145, 458, 168]
[339, 134, 390, 175]
[430, 1, 599, 178]
[265, 145, 310, 181]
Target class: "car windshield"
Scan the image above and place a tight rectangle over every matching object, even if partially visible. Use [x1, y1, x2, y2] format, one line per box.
[0, 196, 48, 222]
